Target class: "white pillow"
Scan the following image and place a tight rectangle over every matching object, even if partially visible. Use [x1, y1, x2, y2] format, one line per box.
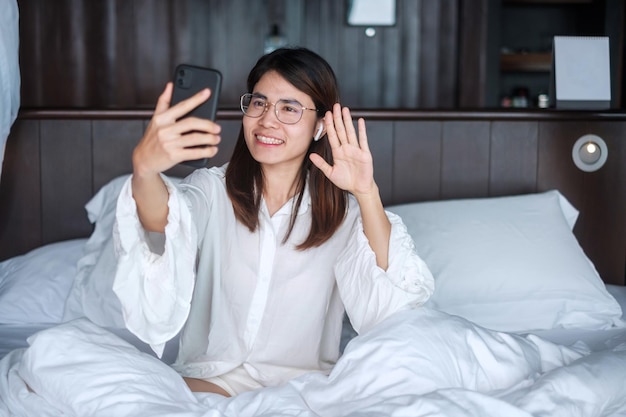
[0, 238, 87, 324]
[63, 174, 181, 328]
[386, 190, 624, 332]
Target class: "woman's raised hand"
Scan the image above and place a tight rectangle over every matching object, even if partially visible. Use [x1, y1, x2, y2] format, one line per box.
[310, 103, 376, 198]
[132, 83, 222, 177]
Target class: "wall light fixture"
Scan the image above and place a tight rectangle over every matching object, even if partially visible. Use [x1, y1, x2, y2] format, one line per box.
[571, 134, 608, 172]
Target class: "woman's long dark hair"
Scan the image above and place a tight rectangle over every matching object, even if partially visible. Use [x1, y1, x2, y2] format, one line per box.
[225, 47, 347, 250]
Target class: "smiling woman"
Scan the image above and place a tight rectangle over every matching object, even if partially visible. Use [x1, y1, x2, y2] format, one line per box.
[111, 46, 434, 397]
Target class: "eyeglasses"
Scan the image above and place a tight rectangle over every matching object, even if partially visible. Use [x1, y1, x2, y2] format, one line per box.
[240, 93, 318, 125]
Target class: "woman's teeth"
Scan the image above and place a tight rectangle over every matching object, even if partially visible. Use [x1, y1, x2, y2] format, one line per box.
[256, 135, 284, 145]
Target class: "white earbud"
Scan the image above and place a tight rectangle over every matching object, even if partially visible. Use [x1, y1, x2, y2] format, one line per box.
[314, 124, 324, 141]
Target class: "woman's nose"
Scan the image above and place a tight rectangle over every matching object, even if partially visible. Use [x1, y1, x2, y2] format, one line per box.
[259, 103, 279, 125]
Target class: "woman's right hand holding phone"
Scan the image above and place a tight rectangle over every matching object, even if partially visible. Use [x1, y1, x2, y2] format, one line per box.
[132, 82, 222, 177]
[130, 83, 221, 232]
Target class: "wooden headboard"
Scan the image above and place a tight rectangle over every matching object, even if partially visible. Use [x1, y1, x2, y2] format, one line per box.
[1, 109, 625, 285]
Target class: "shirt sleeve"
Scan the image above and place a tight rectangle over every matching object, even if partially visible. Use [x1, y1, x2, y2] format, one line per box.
[335, 210, 435, 335]
[112, 174, 199, 357]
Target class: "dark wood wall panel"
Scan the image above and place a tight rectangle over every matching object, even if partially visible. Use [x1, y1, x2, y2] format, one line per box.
[365, 121, 394, 205]
[0, 120, 41, 259]
[489, 121, 538, 196]
[586, 121, 626, 285]
[40, 120, 93, 244]
[537, 120, 626, 284]
[17, 0, 471, 110]
[441, 121, 491, 199]
[392, 121, 442, 203]
[92, 1, 137, 107]
[574, 121, 625, 286]
[133, 0, 173, 102]
[458, 0, 489, 108]
[1, 111, 624, 284]
[419, 0, 458, 108]
[397, 0, 421, 108]
[92, 120, 143, 191]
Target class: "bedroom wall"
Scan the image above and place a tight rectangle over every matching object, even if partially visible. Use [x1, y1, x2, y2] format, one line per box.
[16, 0, 485, 109]
[4, 1, 626, 285]
[14, 0, 626, 110]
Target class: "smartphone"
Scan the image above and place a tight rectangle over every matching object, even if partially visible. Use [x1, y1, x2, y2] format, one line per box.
[171, 63, 222, 168]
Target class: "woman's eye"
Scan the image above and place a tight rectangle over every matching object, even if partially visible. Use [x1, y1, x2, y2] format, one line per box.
[251, 99, 266, 108]
[281, 104, 298, 113]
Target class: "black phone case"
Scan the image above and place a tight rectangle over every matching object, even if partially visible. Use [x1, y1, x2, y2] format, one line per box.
[171, 64, 222, 168]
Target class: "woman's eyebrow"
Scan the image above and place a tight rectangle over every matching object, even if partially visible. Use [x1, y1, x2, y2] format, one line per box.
[252, 93, 304, 105]
[280, 98, 303, 104]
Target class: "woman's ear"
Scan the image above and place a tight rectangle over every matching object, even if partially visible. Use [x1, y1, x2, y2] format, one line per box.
[313, 123, 324, 141]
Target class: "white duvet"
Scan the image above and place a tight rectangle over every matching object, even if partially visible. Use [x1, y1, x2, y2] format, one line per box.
[1, 308, 626, 417]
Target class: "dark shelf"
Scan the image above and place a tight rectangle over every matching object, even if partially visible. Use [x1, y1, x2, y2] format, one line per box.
[500, 53, 552, 72]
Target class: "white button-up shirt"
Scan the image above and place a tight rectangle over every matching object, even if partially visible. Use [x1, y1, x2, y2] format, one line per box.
[113, 165, 434, 387]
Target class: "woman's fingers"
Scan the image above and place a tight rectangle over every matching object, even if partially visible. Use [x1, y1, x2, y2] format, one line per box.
[341, 106, 358, 145]
[134, 84, 221, 175]
[309, 152, 332, 176]
[154, 82, 174, 115]
[169, 87, 212, 121]
[154, 85, 212, 125]
[176, 140, 220, 162]
[156, 118, 221, 161]
[323, 111, 340, 149]
[169, 116, 221, 138]
[356, 117, 369, 152]
[324, 103, 361, 148]
[175, 125, 221, 149]
[140, 125, 219, 171]
[332, 103, 348, 145]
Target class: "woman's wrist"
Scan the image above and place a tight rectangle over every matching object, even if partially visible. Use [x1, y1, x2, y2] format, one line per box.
[353, 183, 382, 207]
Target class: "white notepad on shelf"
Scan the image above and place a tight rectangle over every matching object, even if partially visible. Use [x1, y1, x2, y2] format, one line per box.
[550, 36, 611, 109]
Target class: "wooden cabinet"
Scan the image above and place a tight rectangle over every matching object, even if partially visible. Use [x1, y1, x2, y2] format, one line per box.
[486, 0, 624, 108]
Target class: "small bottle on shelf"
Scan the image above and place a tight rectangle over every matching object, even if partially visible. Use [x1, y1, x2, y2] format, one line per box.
[511, 87, 529, 108]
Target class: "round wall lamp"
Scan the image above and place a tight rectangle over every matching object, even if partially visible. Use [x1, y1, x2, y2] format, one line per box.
[571, 134, 608, 172]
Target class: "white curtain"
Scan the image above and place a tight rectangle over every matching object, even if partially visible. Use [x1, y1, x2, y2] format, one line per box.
[0, 0, 20, 182]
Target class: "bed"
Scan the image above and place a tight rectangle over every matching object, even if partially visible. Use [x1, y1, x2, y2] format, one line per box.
[1, 109, 626, 416]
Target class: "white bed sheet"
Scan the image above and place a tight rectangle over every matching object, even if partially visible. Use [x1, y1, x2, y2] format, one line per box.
[1, 285, 625, 416]
[2, 284, 625, 362]
[0, 324, 48, 361]
[338, 283, 626, 354]
[2, 308, 626, 417]
[0, 323, 180, 364]
[524, 284, 626, 351]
